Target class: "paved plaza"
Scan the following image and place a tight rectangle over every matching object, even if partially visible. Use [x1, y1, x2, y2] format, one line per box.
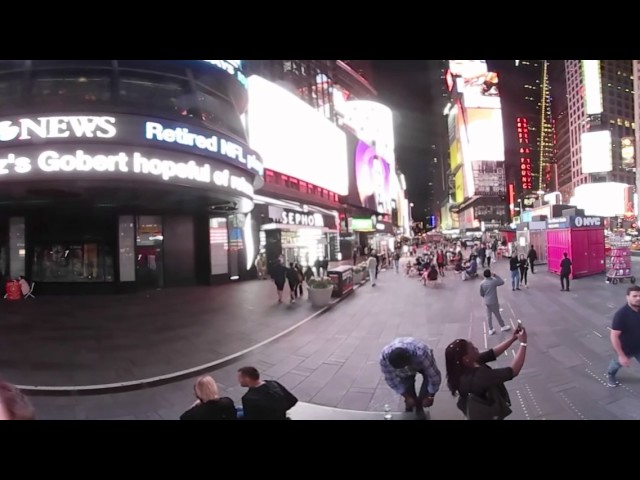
[6, 257, 640, 419]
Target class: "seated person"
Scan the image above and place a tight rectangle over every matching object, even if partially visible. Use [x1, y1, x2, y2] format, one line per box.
[461, 256, 478, 281]
[180, 376, 237, 420]
[454, 258, 464, 272]
[423, 264, 439, 285]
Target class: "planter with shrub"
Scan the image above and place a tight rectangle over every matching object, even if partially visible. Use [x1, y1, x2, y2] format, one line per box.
[307, 276, 334, 308]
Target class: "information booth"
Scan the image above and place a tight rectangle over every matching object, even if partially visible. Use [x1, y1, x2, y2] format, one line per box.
[546, 216, 605, 279]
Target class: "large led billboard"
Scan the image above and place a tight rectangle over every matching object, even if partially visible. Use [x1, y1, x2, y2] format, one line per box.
[471, 161, 506, 196]
[354, 140, 392, 214]
[341, 100, 395, 168]
[571, 182, 632, 217]
[449, 60, 501, 109]
[581, 130, 612, 174]
[246, 75, 348, 195]
[582, 60, 603, 115]
[458, 108, 505, 162]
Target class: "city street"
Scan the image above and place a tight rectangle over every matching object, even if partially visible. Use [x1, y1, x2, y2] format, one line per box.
[21, 257, 640, 420]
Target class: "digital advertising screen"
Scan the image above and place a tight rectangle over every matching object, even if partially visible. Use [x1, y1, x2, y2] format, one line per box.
[247, 75, 348, 195]
[354, 140, 392, 214]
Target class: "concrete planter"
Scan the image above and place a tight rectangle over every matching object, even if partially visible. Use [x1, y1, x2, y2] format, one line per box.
[353, 271, 365, 285]
[308, 285, 334, 308]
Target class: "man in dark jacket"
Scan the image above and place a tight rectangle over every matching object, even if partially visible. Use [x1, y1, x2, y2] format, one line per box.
[238, 366, 298, 420]
[527, 246, 538, 274]
[560, 252, 572, 292]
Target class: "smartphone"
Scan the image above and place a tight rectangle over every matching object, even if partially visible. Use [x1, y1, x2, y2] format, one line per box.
[517, 319, 524, 330]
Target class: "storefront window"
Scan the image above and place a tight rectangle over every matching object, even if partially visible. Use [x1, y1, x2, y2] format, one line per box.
[280, 229, 326, 268]
[136, 216, 163, 288]
[30, 213, 115, 283]
[119, 73, 194, 118]
[9, 217, 25, 279]
[118, 216, 136, 282]
[31, 243, 114, 282]
[209, 217, 229, 275]
[198, 91, 246, 139]
[31, 70, 112, 106]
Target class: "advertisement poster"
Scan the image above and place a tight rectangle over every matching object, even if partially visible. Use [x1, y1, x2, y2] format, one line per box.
[472, 161, 506, 196]
[355, 140, 391, 214]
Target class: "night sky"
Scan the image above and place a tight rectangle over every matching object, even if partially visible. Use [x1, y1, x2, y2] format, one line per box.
[371, 60, 441, 224]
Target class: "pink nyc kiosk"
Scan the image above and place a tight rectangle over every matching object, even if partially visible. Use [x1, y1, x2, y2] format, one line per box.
[546, 215, 605, 279]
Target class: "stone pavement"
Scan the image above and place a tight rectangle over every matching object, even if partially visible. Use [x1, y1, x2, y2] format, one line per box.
[0, 278, 331, 388]
[20, 258, 640, 419]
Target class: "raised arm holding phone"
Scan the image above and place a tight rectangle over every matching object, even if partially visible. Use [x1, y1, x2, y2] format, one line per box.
[445, 322, 528, 420]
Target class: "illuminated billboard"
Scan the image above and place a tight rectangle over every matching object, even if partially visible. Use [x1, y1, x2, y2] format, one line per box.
[571, 182, 632, 217]
[458, 108, 505, 162]
[582, 60, 603, 115]
[471, 161, 506, 196]
[246, 75, 348, 195]
[449, 60, 501, 109]
[355, 140, 392, 214]
[454, 169, 464, 203]
[581, 130, 612, 174]
[341, 100, 395, 168]
[621, 136, 635, 169]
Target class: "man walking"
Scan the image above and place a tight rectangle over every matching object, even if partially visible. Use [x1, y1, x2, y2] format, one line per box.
[560, 252, 572, 291]
[367, 253, 378, 287]
[380, 337, 441, 417]
[479, 269, 511, 335]
[527, 245, 538, 274]
[509, 253, 521, 291]
[607, 286, 640, 387]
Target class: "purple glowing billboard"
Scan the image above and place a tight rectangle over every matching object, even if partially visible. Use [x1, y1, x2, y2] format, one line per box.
[355, 140, 392, 214]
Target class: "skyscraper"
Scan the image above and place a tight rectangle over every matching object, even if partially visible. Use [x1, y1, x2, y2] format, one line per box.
[555, 60, 635, 201]
[492, 60, 555, 216]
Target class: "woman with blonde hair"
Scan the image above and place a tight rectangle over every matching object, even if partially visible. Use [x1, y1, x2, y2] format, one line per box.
[180, 375, 237, 420]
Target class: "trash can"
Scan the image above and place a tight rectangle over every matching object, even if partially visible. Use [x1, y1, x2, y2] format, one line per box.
[327, 265, 354, 298]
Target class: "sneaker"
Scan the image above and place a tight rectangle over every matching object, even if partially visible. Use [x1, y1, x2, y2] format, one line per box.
[607, 374, 619, 387]
[516, 288, 521, 291]
[488, 329, 496, 335]
[501, 325, 512, 332]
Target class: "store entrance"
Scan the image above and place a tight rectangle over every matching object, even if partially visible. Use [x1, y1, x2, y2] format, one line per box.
[281, 230, 326, 268]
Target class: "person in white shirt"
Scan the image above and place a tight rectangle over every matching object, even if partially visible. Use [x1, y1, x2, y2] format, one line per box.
[367, 254, 378, 287]
[486, 247, 495, 269]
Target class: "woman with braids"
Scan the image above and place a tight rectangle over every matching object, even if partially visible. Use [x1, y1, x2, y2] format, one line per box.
[444, 326, 528, 420]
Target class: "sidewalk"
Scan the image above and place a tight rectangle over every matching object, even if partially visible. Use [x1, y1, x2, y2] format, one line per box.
[0, 277, 341, 389]
[23, 258, 640, 419]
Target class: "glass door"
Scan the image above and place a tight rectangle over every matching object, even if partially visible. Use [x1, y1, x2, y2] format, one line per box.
[136, 216, 164, 289]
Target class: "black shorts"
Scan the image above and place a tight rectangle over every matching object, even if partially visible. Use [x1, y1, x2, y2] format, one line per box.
[275, 280, 285, 291]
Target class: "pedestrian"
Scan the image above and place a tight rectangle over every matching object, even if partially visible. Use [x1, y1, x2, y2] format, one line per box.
[509, 253, 520, 291]
[436, 249, 445, 276]
[518, 254, 529, 288]
[352, 247, 359, 266]
[367, 253, 378, 287]
[271, 257, 287, 304]
[527, 245, 538, 274]
[393, 250, 401, 273]
[294, 262, 305, 298]
[379, 337, 442, 417]
[180, 376, 237, 420]
[607, 285, 640, 387]
[486, 247, 494, 269]
[0, 380, 34, 420]
[237, 367, 298, 420]
[444, 325, 528, 420]
[560, 252, 572, 291]
[479, 269, 511, 335]
[286, 262, 300, 304]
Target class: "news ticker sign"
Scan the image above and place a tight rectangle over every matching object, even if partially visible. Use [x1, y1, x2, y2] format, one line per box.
[0, 114, 263, 177]
[0, 145, 254, 199]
